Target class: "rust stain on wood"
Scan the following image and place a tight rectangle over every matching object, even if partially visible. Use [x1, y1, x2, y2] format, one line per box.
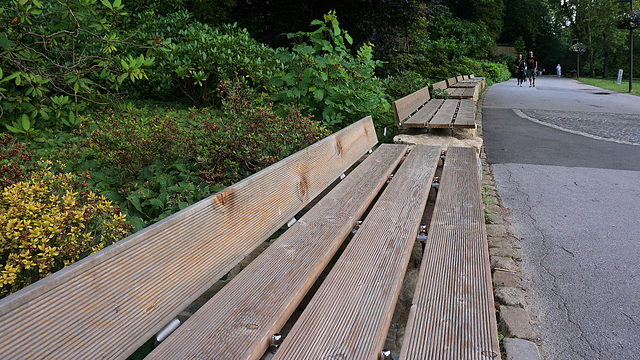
[298, 177, 307, 198]
[214, 189, 234, 207]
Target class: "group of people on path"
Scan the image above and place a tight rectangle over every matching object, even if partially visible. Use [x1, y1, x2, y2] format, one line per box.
[513, 51, 538, 87]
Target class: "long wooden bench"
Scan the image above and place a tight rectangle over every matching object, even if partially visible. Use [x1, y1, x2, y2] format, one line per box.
[0, 117, 499, 360]
[392, 83, 476, 130]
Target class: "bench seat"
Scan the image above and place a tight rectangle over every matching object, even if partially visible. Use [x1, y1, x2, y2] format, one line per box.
[399, 147, 499, 360]
[271, 145, 441, 360]
[145, 144, 409, 360]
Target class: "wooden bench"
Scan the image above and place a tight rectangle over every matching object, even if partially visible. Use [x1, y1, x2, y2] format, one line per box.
[392, 84, 476, 130]
[0, 117, 499, 360]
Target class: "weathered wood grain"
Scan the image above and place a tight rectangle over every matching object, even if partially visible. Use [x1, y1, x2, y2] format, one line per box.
[431, 80, 448, 91]
[428, 99, 459, 128]
[453, 99, 476, 128]
[0, 116, 378, 360]
[145, 144, 408, 360]
[392, 86, 431, 123]
[404, 99, 444, 128]
[272, 145, 441, 360]
[399, 147, 500, 360]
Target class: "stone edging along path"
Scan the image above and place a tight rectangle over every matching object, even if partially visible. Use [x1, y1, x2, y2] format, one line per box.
[476, 101, 543, 360]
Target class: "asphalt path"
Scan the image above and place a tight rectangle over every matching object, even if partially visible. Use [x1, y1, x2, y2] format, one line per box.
[483, 76, 640, 360]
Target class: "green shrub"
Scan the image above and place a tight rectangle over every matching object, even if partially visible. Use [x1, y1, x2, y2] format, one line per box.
[0, 134, 35, 188]
[135, 11, 281, 106]
[0, 162, 131, 297]
[271, 11, 391, 131]
[193, 81, 332, 183]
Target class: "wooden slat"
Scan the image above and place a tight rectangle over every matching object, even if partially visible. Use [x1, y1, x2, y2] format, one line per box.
[462, 87, 478, 100]
[450, 81, 479, 89]
[431, 80, 448, 91]
[404, 99, 444, 128]
[428, 99, 458, 128]
[447, 87, 466, 98]
[392, 86, 431, 123]
[399, 147, 500, 360]
[446, 77, 458, 87]
[0, 116, 378, 360]
[272, 145, 441, 360]
[146, 144, 408, 360]
[453, 99, 476, 128]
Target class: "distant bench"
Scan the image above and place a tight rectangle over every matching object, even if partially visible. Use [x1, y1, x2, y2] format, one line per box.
[392, 78, 481, 130]
[0, 116, 499, 360]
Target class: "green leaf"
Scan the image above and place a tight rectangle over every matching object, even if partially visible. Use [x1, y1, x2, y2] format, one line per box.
[0, 33, 14, 51]
[21, 114, 31, 130]
[127, 194, 144, 213]
[100, 0, 113, 9]
[5, 125, 21, 133]
[313, 89, 325, 101]
[345, 33, 353, 45]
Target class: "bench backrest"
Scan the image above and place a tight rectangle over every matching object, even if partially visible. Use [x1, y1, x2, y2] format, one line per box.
[431, 80, 448, 91]
[469, 74, 475, 78]
[446, 76, 458, 87]
[0, 117, 378, 360]
[391, 86, 431, 123]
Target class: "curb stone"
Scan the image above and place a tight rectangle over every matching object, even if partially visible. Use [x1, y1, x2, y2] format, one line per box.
[503, 338, 542, 360]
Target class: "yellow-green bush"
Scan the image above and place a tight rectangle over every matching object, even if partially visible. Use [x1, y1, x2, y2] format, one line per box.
[0, 163, 131, 297]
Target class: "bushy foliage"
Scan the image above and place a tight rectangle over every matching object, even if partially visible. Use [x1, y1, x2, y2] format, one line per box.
[0, 161, 131, 297]
[271, 11, 391, 131]
[0, 133, 34, 188]
[81, 82, 329, 229]
[382, 71, 430, 102]
[133, 11, 281, 106]
[0, 0, 154, 138]
[194, 82, 331, 183]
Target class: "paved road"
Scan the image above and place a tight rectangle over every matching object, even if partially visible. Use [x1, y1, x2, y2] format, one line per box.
[483, 76, 640, 360]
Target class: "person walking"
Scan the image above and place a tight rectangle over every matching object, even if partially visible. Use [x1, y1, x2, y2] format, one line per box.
[513, 54, 526, 86]
[556, 64, 562, 78]
[525, 50, 538, 87]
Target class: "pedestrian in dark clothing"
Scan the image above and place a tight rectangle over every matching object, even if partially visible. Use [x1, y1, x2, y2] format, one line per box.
[525, 51, 538, 87]
[513, 54, 526, 87]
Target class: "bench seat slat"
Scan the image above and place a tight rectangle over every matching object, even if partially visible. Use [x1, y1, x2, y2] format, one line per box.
[272, 145, 441, 360]
[399, 147, 500, 360]
[403, 99, 444, 128]
[453, 99, 476, 128]
[0, 117, 378, 360]
[428, 99, 458, 128]
[146, 144, 409, 360]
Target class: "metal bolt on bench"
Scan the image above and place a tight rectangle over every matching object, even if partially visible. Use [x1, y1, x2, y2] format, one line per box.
[432, 176, 440, 191]
[154, 318, 181, 343]
[386, 173, 394, 184]
[351, 220, 363, 234]
[270, 333, 283, 353]
[417, 224, 429, 252]
[380, 349, 393, 360]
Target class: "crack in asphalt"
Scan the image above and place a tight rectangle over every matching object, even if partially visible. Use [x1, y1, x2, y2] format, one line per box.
[504, 165, 601, 359]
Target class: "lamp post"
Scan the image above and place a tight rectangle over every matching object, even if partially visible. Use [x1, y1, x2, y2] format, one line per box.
[572, 38, 580, 78]
[617, 0, 634, 92]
